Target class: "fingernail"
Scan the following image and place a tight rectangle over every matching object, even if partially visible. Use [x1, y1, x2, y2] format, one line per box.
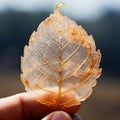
[51, 112, 72, 120]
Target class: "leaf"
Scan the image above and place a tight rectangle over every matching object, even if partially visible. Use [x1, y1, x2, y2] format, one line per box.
[21, 2, 102, 113]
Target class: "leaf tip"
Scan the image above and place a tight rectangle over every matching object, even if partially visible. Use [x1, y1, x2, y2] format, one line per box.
[54, 2, 66, 13]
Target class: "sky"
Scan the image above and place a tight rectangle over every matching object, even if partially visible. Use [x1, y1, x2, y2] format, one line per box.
[0, 0, 120, 20]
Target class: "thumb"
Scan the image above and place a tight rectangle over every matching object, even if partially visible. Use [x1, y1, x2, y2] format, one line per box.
[42, 111, 72, 120]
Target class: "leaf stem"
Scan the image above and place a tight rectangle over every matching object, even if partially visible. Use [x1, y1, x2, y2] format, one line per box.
[58, 35, 62, 99]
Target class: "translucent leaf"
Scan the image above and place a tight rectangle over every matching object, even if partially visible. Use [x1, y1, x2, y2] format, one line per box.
[21, 2, 102, 113]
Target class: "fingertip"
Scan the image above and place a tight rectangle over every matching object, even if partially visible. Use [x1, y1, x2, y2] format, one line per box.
[42, 111, 72, 120]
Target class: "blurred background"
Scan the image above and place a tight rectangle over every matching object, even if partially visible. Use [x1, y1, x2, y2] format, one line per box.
[0, 0, 120, 120]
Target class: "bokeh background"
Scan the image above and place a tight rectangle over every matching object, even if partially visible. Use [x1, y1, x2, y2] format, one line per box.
[0, 0, 120, 120]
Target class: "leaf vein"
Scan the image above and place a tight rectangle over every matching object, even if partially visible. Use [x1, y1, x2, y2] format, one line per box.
[62, 43, 82, 64]
[63, 56, 88, 81]
[32, 45, 58, 73]
[39, 24, 59, 58]
[44, 23, 59, 46]
[30, 58, 57, 82]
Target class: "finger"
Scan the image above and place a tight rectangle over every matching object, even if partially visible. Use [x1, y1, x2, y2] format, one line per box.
[0, 93, 81, 120]
[0, 92, 53, 120]
[41, 111, 72, 120]
[41, 111, 81, 120]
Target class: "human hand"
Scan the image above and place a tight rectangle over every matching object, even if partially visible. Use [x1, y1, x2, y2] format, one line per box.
[0, 93, 81, 120]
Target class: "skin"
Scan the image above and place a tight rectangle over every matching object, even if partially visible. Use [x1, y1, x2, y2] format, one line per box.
[0, 93, 81, 120]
